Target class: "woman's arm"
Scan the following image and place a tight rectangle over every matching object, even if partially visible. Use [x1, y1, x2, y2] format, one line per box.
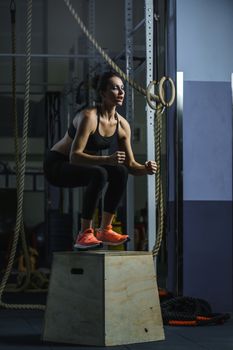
[70, 111, 126, 166]
[118, 117, 157, 176]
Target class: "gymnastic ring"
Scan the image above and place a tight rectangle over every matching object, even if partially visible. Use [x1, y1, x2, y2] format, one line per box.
[146, 80, 165, 114]
[146, 80, 159, 110]
[158, 76, 176, 107]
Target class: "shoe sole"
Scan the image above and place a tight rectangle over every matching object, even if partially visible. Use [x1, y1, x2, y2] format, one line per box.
[74, 242, 103, 251]
[102, 237, 130, 246]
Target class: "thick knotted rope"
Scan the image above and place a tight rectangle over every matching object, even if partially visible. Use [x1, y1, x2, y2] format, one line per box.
[63, 0, 175, 110]
[0, 0, 45, 310]
[6, 0, 32, 295]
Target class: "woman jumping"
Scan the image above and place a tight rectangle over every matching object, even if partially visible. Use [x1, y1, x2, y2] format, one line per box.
[44, 71, 157, 250]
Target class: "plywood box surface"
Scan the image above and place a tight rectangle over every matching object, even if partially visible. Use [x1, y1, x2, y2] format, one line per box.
[43, 251, 164, 346]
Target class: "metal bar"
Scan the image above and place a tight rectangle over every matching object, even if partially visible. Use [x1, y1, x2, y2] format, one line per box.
[154, 0, 159, 81]
[43, 0, 48, 96]
[145, 0, 156, 253]
[130, 18, 145, 36]
[134, 60, 146, 76]
[0, 91, 47, 95]
[231, 72, 233, 112]
[0, 83, 67, 86]
[231, 73, 233, 280]
[125, 0, 134, 127]
[113, 19, 145, 62]
[0, 53, 96, 59]
[125, 0, 135, 249]
[113, 49, 125, 62]
[88, 0, 96, 104]
[176, 71, 184, 295]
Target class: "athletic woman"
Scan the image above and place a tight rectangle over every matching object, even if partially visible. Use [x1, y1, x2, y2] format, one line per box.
[44, 71, 157, 250]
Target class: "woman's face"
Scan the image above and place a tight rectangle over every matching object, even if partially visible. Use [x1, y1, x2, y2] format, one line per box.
[101, 76, 125, 107]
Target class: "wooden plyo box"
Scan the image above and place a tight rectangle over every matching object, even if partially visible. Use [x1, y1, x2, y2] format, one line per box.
[42, 251, 164, 346]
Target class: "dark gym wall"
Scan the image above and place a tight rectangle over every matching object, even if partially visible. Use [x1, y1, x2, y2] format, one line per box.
[175, 0, 233, 312]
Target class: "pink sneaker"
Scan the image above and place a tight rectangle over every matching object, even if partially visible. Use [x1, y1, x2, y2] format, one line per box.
[96, 225, 130, 246]
[74, 228, 103, 250]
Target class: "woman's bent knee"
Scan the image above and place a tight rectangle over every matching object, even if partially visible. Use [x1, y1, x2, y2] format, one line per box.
[92, 166, 108, 187]
[114, 164, 128, 182]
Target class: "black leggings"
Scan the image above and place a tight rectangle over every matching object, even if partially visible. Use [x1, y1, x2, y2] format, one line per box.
[43, 150, 128, 220]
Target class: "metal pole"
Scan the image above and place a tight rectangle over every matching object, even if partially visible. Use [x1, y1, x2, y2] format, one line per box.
[145, 0, 156, 253]
[176, 71, 184, 295]
[231, 73, 233, 303]
[125, 0, 134, 249]
[113, 18, 145, 62]
[88, 0, 96, 105]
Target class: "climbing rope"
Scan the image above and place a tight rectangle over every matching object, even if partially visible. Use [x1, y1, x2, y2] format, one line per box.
[6, 0, 32, 294]
[63, 0, 176, 257]
[63, 0, 175, 110]
[152, 109, 164, 257]
[0, 0, 45, 310]
[146, 81, 167, 257]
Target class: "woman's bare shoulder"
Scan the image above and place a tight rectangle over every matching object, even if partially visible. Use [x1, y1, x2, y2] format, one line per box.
[83, 107, 97, 117]
[73, 107, 97, 126]
[117, 113, 130, 130]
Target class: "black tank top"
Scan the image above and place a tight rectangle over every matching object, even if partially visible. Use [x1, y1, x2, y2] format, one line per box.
[67, 112, 119, 153]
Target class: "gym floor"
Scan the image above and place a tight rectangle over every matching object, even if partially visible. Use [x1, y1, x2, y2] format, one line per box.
[0, 293, 232, 350]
